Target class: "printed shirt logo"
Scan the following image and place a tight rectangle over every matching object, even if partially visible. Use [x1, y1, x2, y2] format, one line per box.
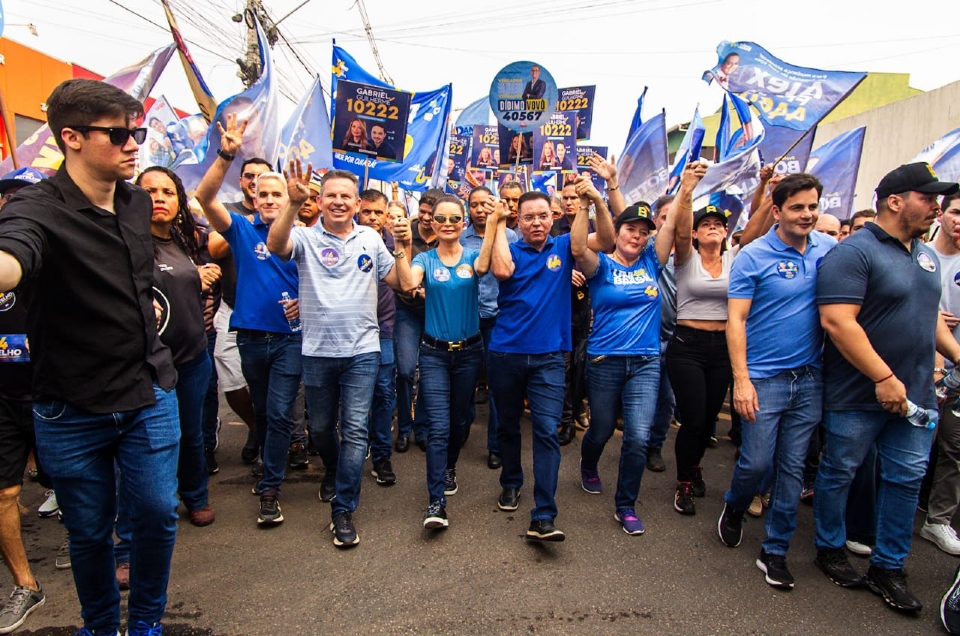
[0, 334, 29, 363]
[433, 267, 451, 282]
[917, 252, 937, 273]
[612, 269, 654, 286]
[455, 264, 474, 279]
[953, 271, 960, 286]
[254, 242, 271, 261]
[546, 254, 562, 271]
[0, 292, 15, 312]
[357, 254, 373, 273]
[320, 248, 340, 266]
[776, 260, 799, 279]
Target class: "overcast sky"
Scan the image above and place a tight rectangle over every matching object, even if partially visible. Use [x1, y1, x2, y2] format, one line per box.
[5, 0, 960, 156]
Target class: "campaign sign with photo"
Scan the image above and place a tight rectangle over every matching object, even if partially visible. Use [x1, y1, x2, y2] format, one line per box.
[533, 112, 576, 174]
[498, 124, 532, 168]
[489, 61, 558, 132]
[333, 79, 411, 162]
[496, 164, 531, 193]
[575, 145, 609, 192]
[557, 86, 595, 141]
[471, 125, 499, 171]
[447, 132, 470, 183]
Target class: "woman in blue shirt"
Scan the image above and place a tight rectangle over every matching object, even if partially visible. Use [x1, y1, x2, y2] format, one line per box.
[409, 195, 497, 530]
[570, 179, 674, 535]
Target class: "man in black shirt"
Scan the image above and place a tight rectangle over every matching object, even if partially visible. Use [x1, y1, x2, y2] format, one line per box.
[0, 79, 179, 636]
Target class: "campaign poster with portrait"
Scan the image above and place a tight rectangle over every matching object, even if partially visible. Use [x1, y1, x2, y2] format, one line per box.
[496, 164, 530, 193]
[489, 61, 558, 132]
[471, 125, 499, 171]
[332, 79, 411, 162]
[575, 145, 609, 193]
[447, 131, 470, 184]
[557, 86, 595, 141]
[497, 124, 532, 169]
[140, 96, 180, 170]
[533, 112, 576, 175]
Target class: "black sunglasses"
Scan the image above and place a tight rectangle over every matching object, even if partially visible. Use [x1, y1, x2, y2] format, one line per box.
[69, 125, 147, 146]
[433, 214, 463, 225]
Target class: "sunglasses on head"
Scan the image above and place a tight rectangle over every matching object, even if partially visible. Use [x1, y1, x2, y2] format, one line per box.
[69, 125, 147, 146]
[433, 214, 463, 225]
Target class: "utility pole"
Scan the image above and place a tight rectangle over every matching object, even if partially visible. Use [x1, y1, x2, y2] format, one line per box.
[233, 0, 279, 88]
[353, 0, 393, 85]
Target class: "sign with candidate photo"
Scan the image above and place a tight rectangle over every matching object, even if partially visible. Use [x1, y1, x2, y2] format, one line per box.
[332, 79, 411, 162]
[533, 112, 576, 175]
[489, 61, 558, 132]
[471, 125, 499, 171]
[557, 86, 595, 141]
[576, 145, 609, 193]
[498, 124, 532, 168]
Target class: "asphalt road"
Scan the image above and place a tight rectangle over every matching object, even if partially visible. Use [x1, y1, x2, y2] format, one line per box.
[9, 404, 959, 635]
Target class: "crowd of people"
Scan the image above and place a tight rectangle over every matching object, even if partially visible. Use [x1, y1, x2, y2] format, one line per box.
[1, 77, 960, 635]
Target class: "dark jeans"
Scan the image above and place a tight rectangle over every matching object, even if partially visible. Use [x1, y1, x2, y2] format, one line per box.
[648, 339, 675, 452]
[419, 339, 483, 505]
[667, 325, 731, 483]
[489, 351, 565, 521]
[466, 316, 501, 454]
[237, 331, 302, 493]
[201, 330, 219, 451]
[395, 304, 427, 443]
[368, 338, 396, 463]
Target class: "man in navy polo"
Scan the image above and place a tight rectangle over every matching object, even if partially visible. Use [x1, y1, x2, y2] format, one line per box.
[716, 173, 835, 590]
[489, 182, 613, 541]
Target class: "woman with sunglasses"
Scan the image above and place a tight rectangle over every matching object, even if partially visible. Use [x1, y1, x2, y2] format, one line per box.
[408, 195, 497, 530]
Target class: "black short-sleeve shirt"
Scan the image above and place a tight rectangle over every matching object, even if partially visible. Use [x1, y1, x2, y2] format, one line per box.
[816, 222, 941, 411]
[0, 166, 176, 413]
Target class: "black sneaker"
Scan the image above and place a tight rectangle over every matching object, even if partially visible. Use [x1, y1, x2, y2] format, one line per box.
[204, 448, 219, 475]
[250, 461, 263, 478]
[866, 565, 922, 612]
[498, 487, 520, 511]
[526, 519, 565, 542]
[691, 466, 706, 498]
[756, 549, 794, 589]
[319, 472, 337, 502]
[372, 460, 397, 486]
[330, 511, 360, 548]
[674, 482, 696, 515]
[941, 564, 960, 634]
[815, 547, 865, 588]
[288, 442, 309, 470]
[0, 583, 45, 634]
[423, 501, 449, 529]
[241, 438, 260, 464]
[645, 448, 665, 472]
[444, 468, 458, 495]
[257, 489, 283, 526]
[717, 503, 745, 547]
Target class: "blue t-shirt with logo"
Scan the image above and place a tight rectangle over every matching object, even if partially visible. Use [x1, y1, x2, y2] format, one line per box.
[587, 245, 663, 356]
[413, 248, 481, 342]
[222, 212, 299, 334]
[490, 234, 573, 354]
[728, 226, 836, 378]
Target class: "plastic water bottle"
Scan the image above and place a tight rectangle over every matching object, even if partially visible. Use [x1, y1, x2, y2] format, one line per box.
[904, 400, 937, 430]
[280, 291, 301, 332]
[936, 368, 960, 417]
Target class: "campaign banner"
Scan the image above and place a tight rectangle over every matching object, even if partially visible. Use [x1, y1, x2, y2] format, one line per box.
[911, 127, 960, 184]
[471, 125, 499, 170]
[618, 111, 669, 206]
[278, 74, 333, 169]
[496, 165, 530, 193]
[446, 131, 469, 184]
[808, 126, 866, 220]
[498, 124, 532, 169]
[557, 85, 595, 140]
[161, 0, 217, 122]
[140, 96, 180, 170]
[533, 112, 576, 174]
[694, 92, 766, 206]
[573, 145, 609, 193]
[760, 123, 813, 175]
[703, 41, 866, 132]
[667, 108, 705, 195]
[332, 79, 410, 162]
[489, 61, 557, 132]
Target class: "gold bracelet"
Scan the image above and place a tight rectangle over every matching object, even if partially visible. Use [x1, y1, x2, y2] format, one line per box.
[678, 202, 693, 210]
[607, 185, 619, 191]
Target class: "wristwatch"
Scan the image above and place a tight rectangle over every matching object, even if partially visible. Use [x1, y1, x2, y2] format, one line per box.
[217, 148, 235, 162]
[392, 249, 406, 259]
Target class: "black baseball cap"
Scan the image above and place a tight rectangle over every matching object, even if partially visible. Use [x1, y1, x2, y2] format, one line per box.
[694, 204, 728, 228]
[615, 202, 656, 231]
[875, 162, 959, 200]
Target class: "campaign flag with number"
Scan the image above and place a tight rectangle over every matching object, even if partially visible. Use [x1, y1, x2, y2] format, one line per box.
[278, 75, 332, 170]
[618, 111, 668, 206]
[161, 0, 217, 122]
[627, 86, 647, 140]
[667, 108, 705, 195]
[0, 44, 177, 175]
[807, 126, 866, 220]
[703, 41, 865, 132]
[332, 80, 410, 163]
[557, 86, 595, 141]
[910, 127, 960, 184]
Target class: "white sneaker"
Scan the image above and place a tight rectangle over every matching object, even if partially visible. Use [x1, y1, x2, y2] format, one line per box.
[37, 490, 58, 518]
[921, 521, 960, 556]
[845, 539, 873, 556]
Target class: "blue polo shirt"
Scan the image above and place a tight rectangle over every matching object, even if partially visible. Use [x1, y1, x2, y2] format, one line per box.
[728, 226, 836, 378]
[413, 248, 481, 342]
[222, 212, 299, 334]
[587, 245, 662, 356]
[490, 233, 573, 354]
[460, 224, 518, 319]
[817, 222, 941, 411]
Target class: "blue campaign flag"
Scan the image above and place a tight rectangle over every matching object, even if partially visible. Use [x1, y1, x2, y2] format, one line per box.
[704, 41, 866, 132]
[627, 86, 648, 140]
[455, 97, 492, 128]
[695, 93, 765, 205]
[331, 44, 453, 192]
[760, 123, 813, 175]
[807, 126, 866, 220]
[278, 75, 332, 170]
[911, 127, 960, 184]
[667, 108, 705, 195]
[618, 110, 668, 205]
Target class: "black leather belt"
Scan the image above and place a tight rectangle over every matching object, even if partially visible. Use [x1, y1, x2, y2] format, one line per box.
[421, 332, 483, 352]
[235, 328, 289, 339]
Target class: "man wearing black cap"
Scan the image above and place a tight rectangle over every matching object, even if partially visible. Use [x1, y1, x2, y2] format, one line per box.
[814, 162, 960, 612]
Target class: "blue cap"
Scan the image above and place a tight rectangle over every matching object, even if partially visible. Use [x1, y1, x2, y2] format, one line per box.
[0, 167, 47, 194]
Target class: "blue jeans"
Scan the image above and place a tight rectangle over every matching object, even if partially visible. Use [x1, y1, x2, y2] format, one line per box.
[648, 339, 675, 452]
[419, 339, 484, 505]
[33, 386, 180, 634]
[303, 352, 380, 519]
[201, 330, 219, 451]
[465, 316, 501, 453]
[814, 409, 934, 569]
[724, 367, 822, 556]
[489, 351, 565, 521]
[174, 351, 212, 510]
[581, 354, 659, 510]
[394, 304, 427, 442]
[368, 338, 396, 463]
[237, 331, 302, 493]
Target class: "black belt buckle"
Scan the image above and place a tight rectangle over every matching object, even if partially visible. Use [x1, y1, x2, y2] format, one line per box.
[447, 341, 462, 351]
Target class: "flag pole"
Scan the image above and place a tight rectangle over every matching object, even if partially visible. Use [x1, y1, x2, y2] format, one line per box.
[773, 126, 816, 167]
